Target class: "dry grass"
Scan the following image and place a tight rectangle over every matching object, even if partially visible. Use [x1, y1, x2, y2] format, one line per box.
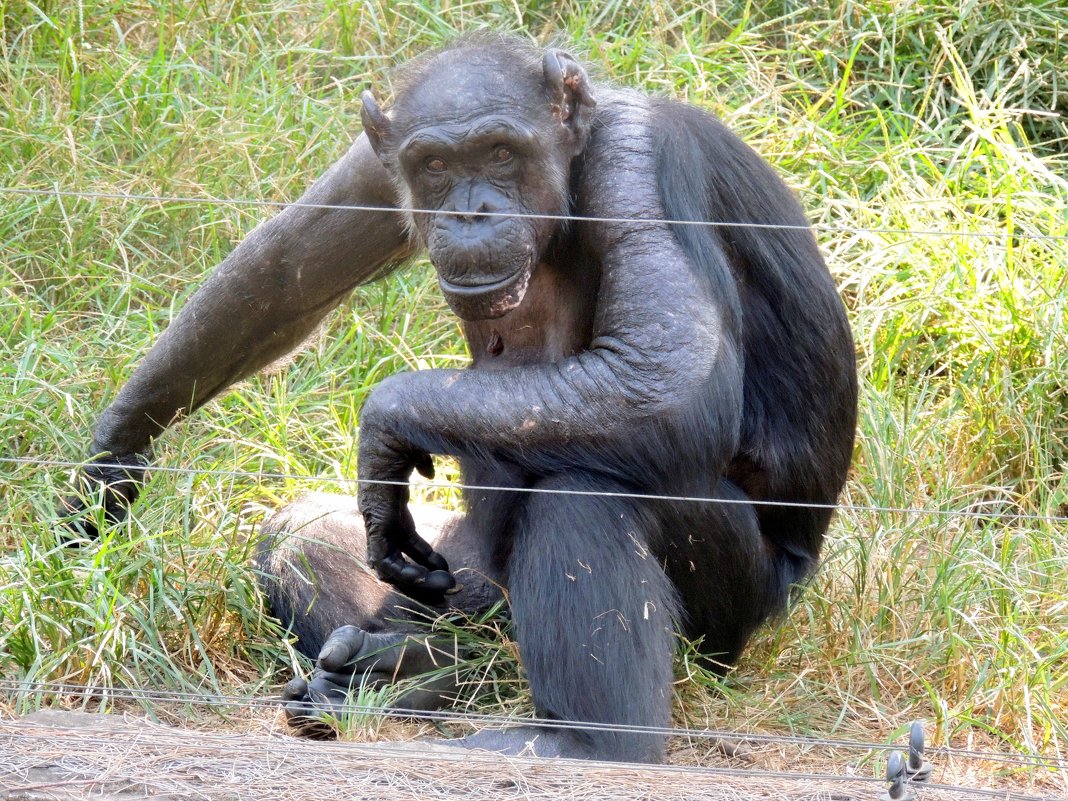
[4, 710, 1057, 801]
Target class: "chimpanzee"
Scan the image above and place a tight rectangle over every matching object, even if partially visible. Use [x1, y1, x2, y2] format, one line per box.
[66, 34, 857, 763]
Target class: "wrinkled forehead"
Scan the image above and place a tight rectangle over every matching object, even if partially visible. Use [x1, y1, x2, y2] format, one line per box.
[390, 49, 550, 136]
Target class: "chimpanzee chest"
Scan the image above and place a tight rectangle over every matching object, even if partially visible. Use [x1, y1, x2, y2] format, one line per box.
[462, 261, 598, 370]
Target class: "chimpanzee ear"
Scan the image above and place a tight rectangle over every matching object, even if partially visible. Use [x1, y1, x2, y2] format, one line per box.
[360, 90, 391, 158]
[543, 50, 597, 154]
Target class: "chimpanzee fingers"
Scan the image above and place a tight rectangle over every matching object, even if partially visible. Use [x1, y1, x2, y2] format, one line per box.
[398, 531, 449, 572]
[413, 450, 435, 480]
[57, 457, 146, 542]
[400, 535, 458, 595]
[423, 569, 459, 595]
[366, 525, 427, 586]
[373, 547, 458, 602]
[374, 550, 431, 587]
[366, 509, 456, 597]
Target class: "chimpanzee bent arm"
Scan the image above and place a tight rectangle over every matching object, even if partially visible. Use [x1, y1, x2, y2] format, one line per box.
[357, 95, 745, 588]
[91, 134, 413, 461]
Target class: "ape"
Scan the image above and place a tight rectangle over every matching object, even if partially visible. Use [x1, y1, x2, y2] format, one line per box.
[67, 34, 857, 764]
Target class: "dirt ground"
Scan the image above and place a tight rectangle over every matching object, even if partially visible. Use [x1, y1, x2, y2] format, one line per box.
[1, 708, 1063, 801]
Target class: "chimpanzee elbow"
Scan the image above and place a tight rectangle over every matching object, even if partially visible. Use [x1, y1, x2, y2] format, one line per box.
[589, 323, 722, 418]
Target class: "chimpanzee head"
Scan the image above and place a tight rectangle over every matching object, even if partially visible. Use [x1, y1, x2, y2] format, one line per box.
[360, 37, 596, 320]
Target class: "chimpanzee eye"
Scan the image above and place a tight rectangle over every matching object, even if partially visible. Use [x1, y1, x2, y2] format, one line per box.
[492, 145, 513, 164]
[425, 157, 447, 174]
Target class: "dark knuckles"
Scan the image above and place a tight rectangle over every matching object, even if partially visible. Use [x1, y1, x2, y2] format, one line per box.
[423, 569, 458, 595]
[58, 454, 150, 539]
[423, 551, 449, 573]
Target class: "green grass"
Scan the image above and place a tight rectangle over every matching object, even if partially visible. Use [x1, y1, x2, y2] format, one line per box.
[1, 0, 1066, 775]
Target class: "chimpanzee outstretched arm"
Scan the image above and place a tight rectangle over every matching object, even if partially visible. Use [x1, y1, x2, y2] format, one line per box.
[357, 94, 746, 588]
[70, 134, 414, 532]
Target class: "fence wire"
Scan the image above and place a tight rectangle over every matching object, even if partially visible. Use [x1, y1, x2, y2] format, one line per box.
[3, 680, 1065, 771]
[0, 682, 1062, 801]
[2, 185, 1067, 242]
[4, 456, 1065, 525]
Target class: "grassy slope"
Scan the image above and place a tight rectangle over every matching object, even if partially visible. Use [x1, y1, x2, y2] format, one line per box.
[1, 0, 1065, 774]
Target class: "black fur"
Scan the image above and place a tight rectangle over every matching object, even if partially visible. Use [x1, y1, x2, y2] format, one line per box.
[72, 35, 857, 764]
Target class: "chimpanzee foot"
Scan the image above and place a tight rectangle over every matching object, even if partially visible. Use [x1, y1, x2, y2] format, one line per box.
[280, 676, 344, 739]
[281, 624, 460, 737]
[279, 625, 622, 761]
[443, 725, 595, 759]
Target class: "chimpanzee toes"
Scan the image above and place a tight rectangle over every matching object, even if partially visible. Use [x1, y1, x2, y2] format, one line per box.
[281, 676, 345, 739]
[282, 706, 338, 740]
[317, 625, 367, 672]
[281, 677, 309, 702]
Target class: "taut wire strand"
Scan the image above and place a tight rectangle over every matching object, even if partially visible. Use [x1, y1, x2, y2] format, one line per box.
[3, 455, 1066, 524]
[2, 186, 1066, 242]
[4, 726, 1057, 801]
[2, 681, 1067, 779]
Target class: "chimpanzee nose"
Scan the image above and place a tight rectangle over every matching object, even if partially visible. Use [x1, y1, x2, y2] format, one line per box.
[451, 184, 505, 225]
[455, 201, 494, 224]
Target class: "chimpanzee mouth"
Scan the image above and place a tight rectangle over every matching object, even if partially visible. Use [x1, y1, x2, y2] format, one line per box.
[438, 269, 523, 295]
[437, 260, 534, 320]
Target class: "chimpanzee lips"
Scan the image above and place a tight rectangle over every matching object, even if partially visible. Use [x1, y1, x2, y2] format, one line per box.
[437, 258, 534, 321]
[439, 270, 522, 294]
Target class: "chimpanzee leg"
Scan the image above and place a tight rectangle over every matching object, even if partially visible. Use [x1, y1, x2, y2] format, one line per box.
[461, 473, 679, 763]
[255, 492, 505, 717]
[659, 478, 808, 669]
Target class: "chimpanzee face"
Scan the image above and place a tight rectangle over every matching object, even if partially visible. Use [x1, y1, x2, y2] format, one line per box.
[361, 47, 594, 320]
[394, 109, 564, 320]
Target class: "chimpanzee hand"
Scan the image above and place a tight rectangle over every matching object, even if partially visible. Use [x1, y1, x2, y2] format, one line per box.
[356, 401, 456, 599]
[58, 453, 148, 540]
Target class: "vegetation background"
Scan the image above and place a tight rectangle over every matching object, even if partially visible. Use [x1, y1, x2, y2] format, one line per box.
[1, 0, 1065, 787]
